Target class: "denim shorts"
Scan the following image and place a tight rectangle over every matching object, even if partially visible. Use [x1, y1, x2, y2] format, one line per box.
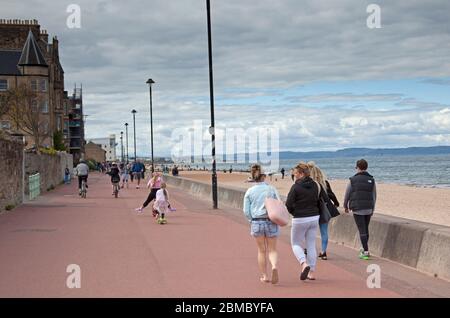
[250, 220, 279, 238]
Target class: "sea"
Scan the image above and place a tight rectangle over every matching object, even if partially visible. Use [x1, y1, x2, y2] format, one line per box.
[204, 154, 450, 188]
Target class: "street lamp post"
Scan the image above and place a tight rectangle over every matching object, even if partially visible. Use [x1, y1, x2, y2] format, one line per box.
[131, 110, 137, 161]
[146, 78, 155, 174]
[120, 131, 124, 162]
[125, 123, 129, 164]
[206, 0, 218, 209]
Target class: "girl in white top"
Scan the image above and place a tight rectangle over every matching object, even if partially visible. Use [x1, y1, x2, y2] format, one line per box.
[153, 182, 170, 222]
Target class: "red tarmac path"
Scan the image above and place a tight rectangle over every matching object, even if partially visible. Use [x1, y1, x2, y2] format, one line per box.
[0, 173, 449, 298]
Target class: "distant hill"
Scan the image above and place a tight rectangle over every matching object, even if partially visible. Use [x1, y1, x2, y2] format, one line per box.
[279, 146, 450, 159]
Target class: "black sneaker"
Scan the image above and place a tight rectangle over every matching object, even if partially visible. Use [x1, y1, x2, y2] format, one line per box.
[318, 252, 327, 260]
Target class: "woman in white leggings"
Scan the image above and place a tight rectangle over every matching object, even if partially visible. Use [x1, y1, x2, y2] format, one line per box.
[286, 162, 321, 281]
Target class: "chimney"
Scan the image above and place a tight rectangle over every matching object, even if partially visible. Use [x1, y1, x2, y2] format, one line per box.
[40, 29, 48, 43]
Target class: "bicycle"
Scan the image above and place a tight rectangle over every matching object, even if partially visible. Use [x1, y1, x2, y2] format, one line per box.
[81, 178, 87, 198]
[113, 182, 120, 198]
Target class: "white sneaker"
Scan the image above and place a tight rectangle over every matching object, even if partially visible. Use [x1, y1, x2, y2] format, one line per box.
[135, 208, 143, 213]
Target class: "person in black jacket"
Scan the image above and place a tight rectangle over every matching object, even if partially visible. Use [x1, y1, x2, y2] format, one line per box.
[286, 162, 321, 281]
[308, 162, 340, 260]
[107, 162, 121, 195]
[343, 159, 377, 260]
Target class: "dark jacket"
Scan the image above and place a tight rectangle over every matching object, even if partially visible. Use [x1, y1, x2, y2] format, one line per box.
[286, 176, 320, 218]
[349, 172, 375, 211]
[325, 180, 339, 207]
[108, 167, 121, 183]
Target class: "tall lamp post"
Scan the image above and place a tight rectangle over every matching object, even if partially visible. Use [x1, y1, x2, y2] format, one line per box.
[146, 78, 155, 173]
[206, 0, 218, 209]
[120, 131, 124, 162]
[131, 109, 137, 161]
[125, 123, 129, 164]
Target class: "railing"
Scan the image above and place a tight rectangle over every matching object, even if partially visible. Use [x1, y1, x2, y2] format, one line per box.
[29, 173, 40, 200]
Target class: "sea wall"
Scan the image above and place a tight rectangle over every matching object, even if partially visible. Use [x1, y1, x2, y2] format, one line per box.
[24, 152, 73, 196]
[165, 175, 450, 281]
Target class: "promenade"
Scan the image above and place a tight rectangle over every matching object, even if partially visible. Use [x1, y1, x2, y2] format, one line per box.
[0, 173, 449, 297]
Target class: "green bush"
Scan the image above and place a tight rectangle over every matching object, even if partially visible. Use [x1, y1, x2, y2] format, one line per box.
[40, 147, 58, 155]
[47, 184, 55, 191]
[53, 131, 67, 151]
[5, 204, 15, 211]
[86, 159, 98, 171]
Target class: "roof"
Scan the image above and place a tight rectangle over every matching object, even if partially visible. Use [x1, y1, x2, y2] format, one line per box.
[0, 50, 22, 75]
[18, 30, 48, 67]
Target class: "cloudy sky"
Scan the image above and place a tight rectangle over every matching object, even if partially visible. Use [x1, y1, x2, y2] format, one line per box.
[3, 0, 450, 157]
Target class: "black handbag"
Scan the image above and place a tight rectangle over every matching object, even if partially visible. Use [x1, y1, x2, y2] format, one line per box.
[315, 182, 332, 224]
[319, 197, 332, 224]
[326, 197, 340, 218]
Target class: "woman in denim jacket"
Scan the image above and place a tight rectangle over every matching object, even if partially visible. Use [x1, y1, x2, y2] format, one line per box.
[243, 164, 281, 284]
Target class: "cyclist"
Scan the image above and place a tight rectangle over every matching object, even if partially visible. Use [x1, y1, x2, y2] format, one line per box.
[108, 162, 121, 195]
[75, 159, 89, 196]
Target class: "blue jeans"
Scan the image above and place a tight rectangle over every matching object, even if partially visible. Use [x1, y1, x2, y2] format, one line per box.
[319, 222, 329, 253]
[250, 220, 279, 238]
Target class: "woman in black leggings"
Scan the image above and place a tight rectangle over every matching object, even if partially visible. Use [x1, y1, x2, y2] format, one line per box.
[135, 173, 162, 214]
[343, 159, 377, 260]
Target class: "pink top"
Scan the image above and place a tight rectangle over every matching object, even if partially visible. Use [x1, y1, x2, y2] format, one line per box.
[148, 176, 163, 189]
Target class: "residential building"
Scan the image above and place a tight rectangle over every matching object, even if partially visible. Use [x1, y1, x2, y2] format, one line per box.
[0, 19, 65, 148]
[88, 135, 117, 161]
[85, 141, 106, 163]
[67, 85, 85, 164]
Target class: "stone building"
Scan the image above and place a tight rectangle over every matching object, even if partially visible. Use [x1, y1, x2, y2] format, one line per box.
[0, 19, 65, 149]
[88, 135, 117, 161]
[85, 141, 106, 163]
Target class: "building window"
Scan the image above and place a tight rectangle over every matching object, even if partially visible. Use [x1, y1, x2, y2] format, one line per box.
[31, 79, 38, 91]
[57, 116, 62, 131]
[43, 121, 49, 134]
[0, 79, 8, 91]
[41, 100, 49, 113]
[40, 79, 47, 92]
[1, 120, 11, 129]
[31, 99, 38, 111]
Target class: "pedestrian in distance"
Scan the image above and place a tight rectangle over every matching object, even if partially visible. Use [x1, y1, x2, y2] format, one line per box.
[64, 166, 71, 184]
[344, 159, 376, 261]
[132, 160, 144, 189]
[243, 164, 280, 284]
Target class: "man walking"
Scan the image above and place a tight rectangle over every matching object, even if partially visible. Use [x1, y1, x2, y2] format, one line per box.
[344, 159, 377, 260]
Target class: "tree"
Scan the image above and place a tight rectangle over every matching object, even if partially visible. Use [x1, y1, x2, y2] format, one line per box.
[53, 130, 67, 151]
[7, 84, 51, 152]
[0, 92, 11, 118]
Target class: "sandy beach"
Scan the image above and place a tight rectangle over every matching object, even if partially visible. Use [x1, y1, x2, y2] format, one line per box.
[175, 170, 450, 227]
